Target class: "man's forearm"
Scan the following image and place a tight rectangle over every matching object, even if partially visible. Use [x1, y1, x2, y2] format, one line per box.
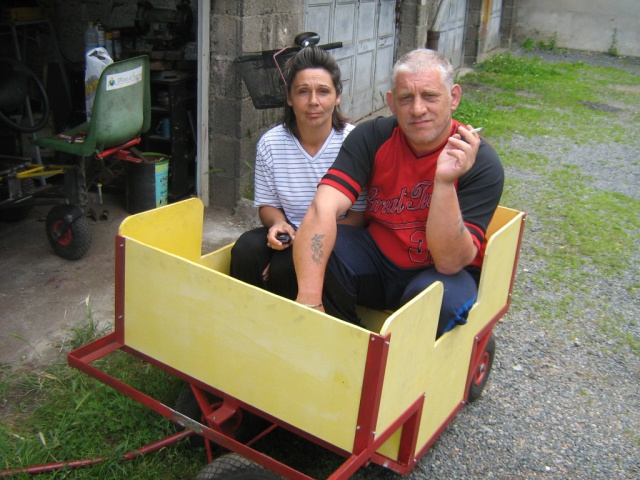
[293, 204, 337, 305]
[426, 180, 477, 274]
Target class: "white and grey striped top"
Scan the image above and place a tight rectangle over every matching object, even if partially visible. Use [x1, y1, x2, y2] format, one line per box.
[253, 123, 367, 228]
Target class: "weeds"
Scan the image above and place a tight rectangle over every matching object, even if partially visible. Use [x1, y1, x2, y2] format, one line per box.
[608, 28, 619, 57]
[0, 307, 204, 479]
[455, 51, 639, 353]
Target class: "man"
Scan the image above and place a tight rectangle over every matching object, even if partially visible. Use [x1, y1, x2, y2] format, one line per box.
[293, 49, 504, 337]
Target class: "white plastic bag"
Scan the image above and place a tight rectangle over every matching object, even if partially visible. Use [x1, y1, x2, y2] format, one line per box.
[85, 47, 113, 122]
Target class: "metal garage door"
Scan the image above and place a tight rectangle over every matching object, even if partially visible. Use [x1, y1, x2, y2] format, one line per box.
[305, 0, 396, 122]
[485, 0, 502, 51]
[434, 0, 468, 69]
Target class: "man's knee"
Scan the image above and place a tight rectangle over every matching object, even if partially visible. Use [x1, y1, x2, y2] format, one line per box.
[401, 269, 478, 337]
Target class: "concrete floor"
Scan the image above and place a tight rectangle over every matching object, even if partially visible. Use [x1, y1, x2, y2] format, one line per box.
[0, 191, 252, 368]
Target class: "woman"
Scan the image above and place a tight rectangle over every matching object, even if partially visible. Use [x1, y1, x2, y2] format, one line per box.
[230, 46, 366, 299]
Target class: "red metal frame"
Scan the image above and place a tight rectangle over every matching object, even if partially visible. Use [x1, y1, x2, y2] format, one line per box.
[14, 214, 526, 479]
[61, 237, 427, 479]
[66, 328, 425, 479]
[96, 138, 143, 163]
[0, 431, 192, 478]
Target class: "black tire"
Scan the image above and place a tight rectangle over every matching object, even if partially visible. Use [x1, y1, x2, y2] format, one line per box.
[175, 383, 271, 449]
[174, 382, 222, 450]
[195, 453, 282, 480]
[467, 334, 496, 403]
[0, 57, 50, 133]
[45, 204, 91, 260]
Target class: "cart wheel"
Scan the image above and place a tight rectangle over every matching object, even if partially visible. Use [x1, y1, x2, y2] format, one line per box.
[45, 204, 91, 260]
[175, 382, 222, 450]
[468, 334, 496, 403]
[195, 452, 282, 480]
[175, 383, 271, 448]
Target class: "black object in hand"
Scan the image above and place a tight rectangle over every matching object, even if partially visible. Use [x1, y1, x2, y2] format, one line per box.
[276, 233, 291, 244]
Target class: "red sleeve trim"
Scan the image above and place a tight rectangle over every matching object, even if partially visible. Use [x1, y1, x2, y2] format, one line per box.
[320, 168, 362, 204]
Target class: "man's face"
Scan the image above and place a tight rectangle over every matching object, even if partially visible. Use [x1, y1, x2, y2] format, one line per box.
[386, 69, 461, 154]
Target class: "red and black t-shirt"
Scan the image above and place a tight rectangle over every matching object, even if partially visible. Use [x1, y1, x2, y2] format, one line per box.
[320, 116, 504, 270]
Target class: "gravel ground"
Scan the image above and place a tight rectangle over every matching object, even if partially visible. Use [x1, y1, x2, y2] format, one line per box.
[347, 48, 640, 480]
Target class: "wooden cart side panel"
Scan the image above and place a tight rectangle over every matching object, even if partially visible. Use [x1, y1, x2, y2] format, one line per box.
[373, 207, 525, 462]
[199, 243, 234, 273]
[118, 197, 204, 262]
[467, 208, 524, 326]
[121, 239, 371, 452]
[373, 282, 443, 459]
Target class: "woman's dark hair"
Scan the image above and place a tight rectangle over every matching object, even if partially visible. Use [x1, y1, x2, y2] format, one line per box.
[282, 46, 347, 139]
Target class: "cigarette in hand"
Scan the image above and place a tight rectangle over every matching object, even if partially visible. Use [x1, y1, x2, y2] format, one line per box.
[468, 127, 483, 134]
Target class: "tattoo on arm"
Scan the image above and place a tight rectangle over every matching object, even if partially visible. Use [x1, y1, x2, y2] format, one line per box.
[454, 218, 466, 239]
[311, 234, 325, 265]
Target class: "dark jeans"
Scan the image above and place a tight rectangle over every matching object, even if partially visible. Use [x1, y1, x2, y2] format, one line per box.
[324, 225, 479, 338]
[229, 227, 298, 300]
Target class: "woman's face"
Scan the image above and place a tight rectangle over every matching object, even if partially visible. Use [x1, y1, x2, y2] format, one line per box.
[287, 68, 340, 133]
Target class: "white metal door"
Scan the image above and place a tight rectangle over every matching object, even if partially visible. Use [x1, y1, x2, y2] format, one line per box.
[305, 0, 396, 121]
[485, 0, 502, 52]
[435, 0, 468, 69]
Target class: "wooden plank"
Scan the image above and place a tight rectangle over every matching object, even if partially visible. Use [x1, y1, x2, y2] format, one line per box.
[121, 238, 371, 451]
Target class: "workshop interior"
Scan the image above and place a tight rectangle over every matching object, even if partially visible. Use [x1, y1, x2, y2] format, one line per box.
[0, 0, 197, 259]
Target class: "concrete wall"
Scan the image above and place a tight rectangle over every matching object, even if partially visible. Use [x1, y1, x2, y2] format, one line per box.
[208, 0, 303, 209]
[515, 0, 640, 57]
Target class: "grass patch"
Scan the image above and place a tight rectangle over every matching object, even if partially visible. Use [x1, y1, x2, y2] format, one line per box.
[0, 307, 205, 479]
[456, 52, 639, 143]
[455, 51, 639, 353]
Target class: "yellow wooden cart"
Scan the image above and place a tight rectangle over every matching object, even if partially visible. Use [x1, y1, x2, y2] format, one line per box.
[68, 198, 525, 479]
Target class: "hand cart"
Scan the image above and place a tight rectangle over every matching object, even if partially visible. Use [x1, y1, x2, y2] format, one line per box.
[0, 197, 525, 479]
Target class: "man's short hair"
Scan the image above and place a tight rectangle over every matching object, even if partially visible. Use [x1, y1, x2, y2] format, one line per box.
[391, 49, 455, 90]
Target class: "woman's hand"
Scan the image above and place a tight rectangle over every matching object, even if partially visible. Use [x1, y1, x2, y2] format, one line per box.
[266, 222, 296, 250]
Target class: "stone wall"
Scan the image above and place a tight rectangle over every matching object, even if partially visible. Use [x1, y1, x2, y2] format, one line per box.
[515, 0, 640, 57]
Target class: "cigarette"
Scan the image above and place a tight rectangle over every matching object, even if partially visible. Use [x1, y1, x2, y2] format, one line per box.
[469, 127, 483, 134]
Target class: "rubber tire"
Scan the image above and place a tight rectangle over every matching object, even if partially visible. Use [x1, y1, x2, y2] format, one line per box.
[45, 204, 91, 260]
[174, 382, 222, 450]
[0, 57, 50, 133]
[195, 453, 282, 480]
[467, 334, 496, 403]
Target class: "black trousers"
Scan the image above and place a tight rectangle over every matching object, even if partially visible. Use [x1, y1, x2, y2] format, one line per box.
[324, 225, 479, 337]
[229, 227, 298, 300]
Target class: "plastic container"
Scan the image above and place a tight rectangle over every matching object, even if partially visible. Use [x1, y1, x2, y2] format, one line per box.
[84, 21, 98, 52]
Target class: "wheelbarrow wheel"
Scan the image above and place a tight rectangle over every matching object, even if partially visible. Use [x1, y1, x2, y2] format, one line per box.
[174, 382, 222, 450]
[45, 204, 91, 260]
[195, 452, 282, 480]
[174, 383, 270, 449]
[467, 334, 496, 403]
